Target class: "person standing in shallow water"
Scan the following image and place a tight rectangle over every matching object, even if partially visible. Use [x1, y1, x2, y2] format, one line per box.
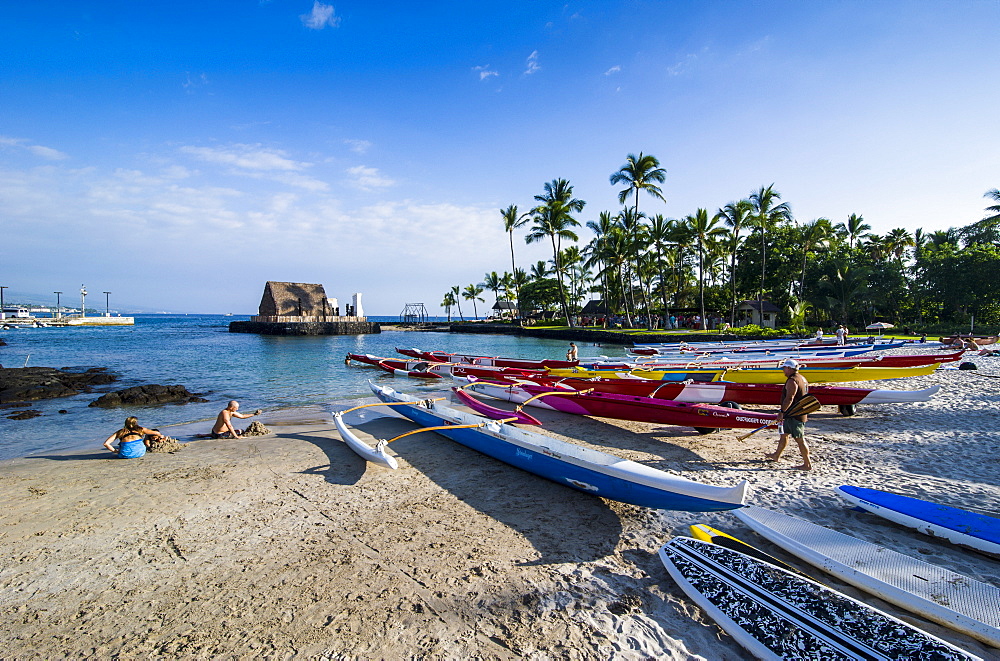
[566, 342, 578, 361]
[103, 416, 162, 458]
[766, 358, 812, 470]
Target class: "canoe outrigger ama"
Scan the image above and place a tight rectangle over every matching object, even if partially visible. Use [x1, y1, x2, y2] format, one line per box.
[332, 382, 748, 512]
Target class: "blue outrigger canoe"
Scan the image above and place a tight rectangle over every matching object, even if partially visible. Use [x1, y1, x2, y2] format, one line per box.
[348, 382, 748, 512]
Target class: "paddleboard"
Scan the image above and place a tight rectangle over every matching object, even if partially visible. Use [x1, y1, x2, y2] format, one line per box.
[659, 537, 979, 660]
[837, 485, 1000, 556]
[732, 505, 1000, 648]
[689, 523, 812, 581]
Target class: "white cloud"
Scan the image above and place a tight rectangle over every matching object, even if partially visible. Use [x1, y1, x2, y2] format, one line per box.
[524, 50, 540, 75]
[343, 138, 372, 154]
[180, 144, 306, 171]
[346, 165, 394, 190]
[473, 65, 498, 81]
[604, 65, 621, 76]
[0, 136, 69, 160]
[301, 2, 340, 29]
[667, 52, 701, 76]
[182, 72, 209, 93]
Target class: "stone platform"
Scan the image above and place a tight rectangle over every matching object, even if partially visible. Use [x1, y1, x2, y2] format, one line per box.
[228, 317, 380, 335]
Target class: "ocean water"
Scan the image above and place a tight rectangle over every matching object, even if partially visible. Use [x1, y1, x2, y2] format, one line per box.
[0, 315, 624, 460]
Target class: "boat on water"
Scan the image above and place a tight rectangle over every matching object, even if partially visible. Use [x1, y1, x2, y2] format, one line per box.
[459, 379, 777, 432]
[473, 374, 940, 412]
[396, 347, 579, 370]
[341, 382, 748, 512]
[346, 353, 542, 380]
[546, 362, 940, 384]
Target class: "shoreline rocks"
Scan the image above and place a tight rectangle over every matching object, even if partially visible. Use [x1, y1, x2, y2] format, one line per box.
[0, 367, 118, 403]
[89, 384, 208, 408]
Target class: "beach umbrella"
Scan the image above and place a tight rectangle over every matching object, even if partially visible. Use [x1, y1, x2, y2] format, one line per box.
[865, 322, 895, 335]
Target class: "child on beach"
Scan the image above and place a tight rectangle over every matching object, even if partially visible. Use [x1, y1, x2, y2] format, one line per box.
[103, 416, 163, 458]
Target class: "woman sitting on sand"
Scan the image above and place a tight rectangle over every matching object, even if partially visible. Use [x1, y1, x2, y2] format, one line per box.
[103, 416, 162, 458]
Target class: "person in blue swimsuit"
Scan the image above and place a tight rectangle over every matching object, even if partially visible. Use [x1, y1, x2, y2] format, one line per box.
[103, 416, 163, 458]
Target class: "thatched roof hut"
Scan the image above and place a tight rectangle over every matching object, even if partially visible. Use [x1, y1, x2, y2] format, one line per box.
[258, 281, 331, 317]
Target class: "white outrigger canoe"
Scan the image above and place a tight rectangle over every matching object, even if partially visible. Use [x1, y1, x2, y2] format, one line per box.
[333, 382, 749, 512]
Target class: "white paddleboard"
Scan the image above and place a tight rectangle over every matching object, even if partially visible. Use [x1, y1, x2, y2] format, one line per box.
[837, 485, 1000, 556]
[733, 505, 1000, 648]
[660, 537, 979, 660]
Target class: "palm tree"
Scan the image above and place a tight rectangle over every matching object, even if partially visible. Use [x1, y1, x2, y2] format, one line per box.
[648, 214, 675, 322]
[501, 204, 531, 312]
[798, 217, 835, 298]
[480, 271, 505, 309]
[686, 208, 727, 329]
[609, 152, 666, 218]
[884, 228, 914, 266]
[526, 178, 585, 325]
[529, 260, 551, 280]
[615, 207, 648, 326]
[836, 213, 870, 250]
[715, 200, 753, 325]
[441, 291, 456, 322]
[983, 189, 1000, 224]
[585, 211, 617, 312]
[462, 284, 484, 319]
[748, 184, 792, 308]
[449, 285, 464, 321]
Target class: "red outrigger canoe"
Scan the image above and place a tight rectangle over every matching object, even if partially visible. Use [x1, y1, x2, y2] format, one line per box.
[346, 353, 542, 380]
[396, 347, 579, 370]
[460, 379, 778, 432]
[462, 374, 940, 414]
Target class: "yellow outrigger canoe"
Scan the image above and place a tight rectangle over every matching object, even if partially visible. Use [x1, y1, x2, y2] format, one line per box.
[546, 363, 940, 384]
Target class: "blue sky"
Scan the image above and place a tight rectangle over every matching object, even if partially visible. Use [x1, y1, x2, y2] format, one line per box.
[2, 1, 998, 315]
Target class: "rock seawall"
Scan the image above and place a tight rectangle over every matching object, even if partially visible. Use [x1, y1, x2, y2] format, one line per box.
[228, 320, 381, 336]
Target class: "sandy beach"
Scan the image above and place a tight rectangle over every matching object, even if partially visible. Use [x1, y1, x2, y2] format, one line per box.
[2, 357, 1000, 659]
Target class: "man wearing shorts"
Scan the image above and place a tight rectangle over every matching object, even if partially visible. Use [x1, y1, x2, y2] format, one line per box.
[211, 400, 262, 438]
[766, 358, 812, 470]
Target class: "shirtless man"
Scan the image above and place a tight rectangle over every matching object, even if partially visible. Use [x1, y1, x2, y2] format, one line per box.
[211, 401, 262, 439]
[766, 358, 812, 470]
[566, 342, 578, 361]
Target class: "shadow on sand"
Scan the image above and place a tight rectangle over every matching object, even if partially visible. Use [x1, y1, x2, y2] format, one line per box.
[343, 411, 624, 566]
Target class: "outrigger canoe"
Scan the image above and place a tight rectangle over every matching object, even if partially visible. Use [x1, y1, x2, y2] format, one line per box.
[460, 380, 777, 432]
[346, 353, 542, 380]
[396, 347, 578, 370]
[583, 350, 960, 371]
[547, 363, 940, 384]
[349, 382, 748, 512]
[479, 375, 940, 411]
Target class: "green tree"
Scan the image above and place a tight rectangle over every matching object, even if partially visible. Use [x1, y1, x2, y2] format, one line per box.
[501, 204, 531, 312]
[480, 271, 505, 308]
[748, 184, 792, 307]
[527, 179, 584, 325]
[441, 291, 456, 322]
[715, 200, 753, 325]
[798, 218, 835, 298]
[609, 152, 666, 219]
[686, 208, 727, 329]
[836, 213, 870, 250]
[449, 285, 464, 321]
[462, 284, 484, 319]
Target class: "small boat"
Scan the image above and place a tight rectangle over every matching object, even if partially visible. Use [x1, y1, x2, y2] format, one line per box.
[358, 381, 748, 512]
[462, 379, 777, 432]
[376, 360, 443, 379]
[397, 347, 578, 370]
[592, 350, 962, 371]
[483, 375, 941, 411]
[546, 363, 940, 384]
[347, 353, 541, 380]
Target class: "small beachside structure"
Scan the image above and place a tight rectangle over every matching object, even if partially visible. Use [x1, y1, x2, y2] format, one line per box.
[229, 281, 380, 335]
[491, 300, 518, 320]
[735, 300, 780, 329]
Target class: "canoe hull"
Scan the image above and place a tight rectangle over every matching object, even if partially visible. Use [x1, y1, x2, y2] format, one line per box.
[371, 382, 747, 512]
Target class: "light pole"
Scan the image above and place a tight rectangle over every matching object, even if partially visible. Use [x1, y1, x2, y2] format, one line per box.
[103, 291, 111, 317]
[54, 291, 62, 319]
[80, 285, 87, 318]
[0, 286, 7, 320]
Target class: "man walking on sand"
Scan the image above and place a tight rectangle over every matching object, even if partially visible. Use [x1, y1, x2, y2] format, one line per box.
[211, 400, 262, 439]
[766, 358, 812, 470]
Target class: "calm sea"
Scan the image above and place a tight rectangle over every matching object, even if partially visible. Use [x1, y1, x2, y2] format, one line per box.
[0, 315, 625, 460]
